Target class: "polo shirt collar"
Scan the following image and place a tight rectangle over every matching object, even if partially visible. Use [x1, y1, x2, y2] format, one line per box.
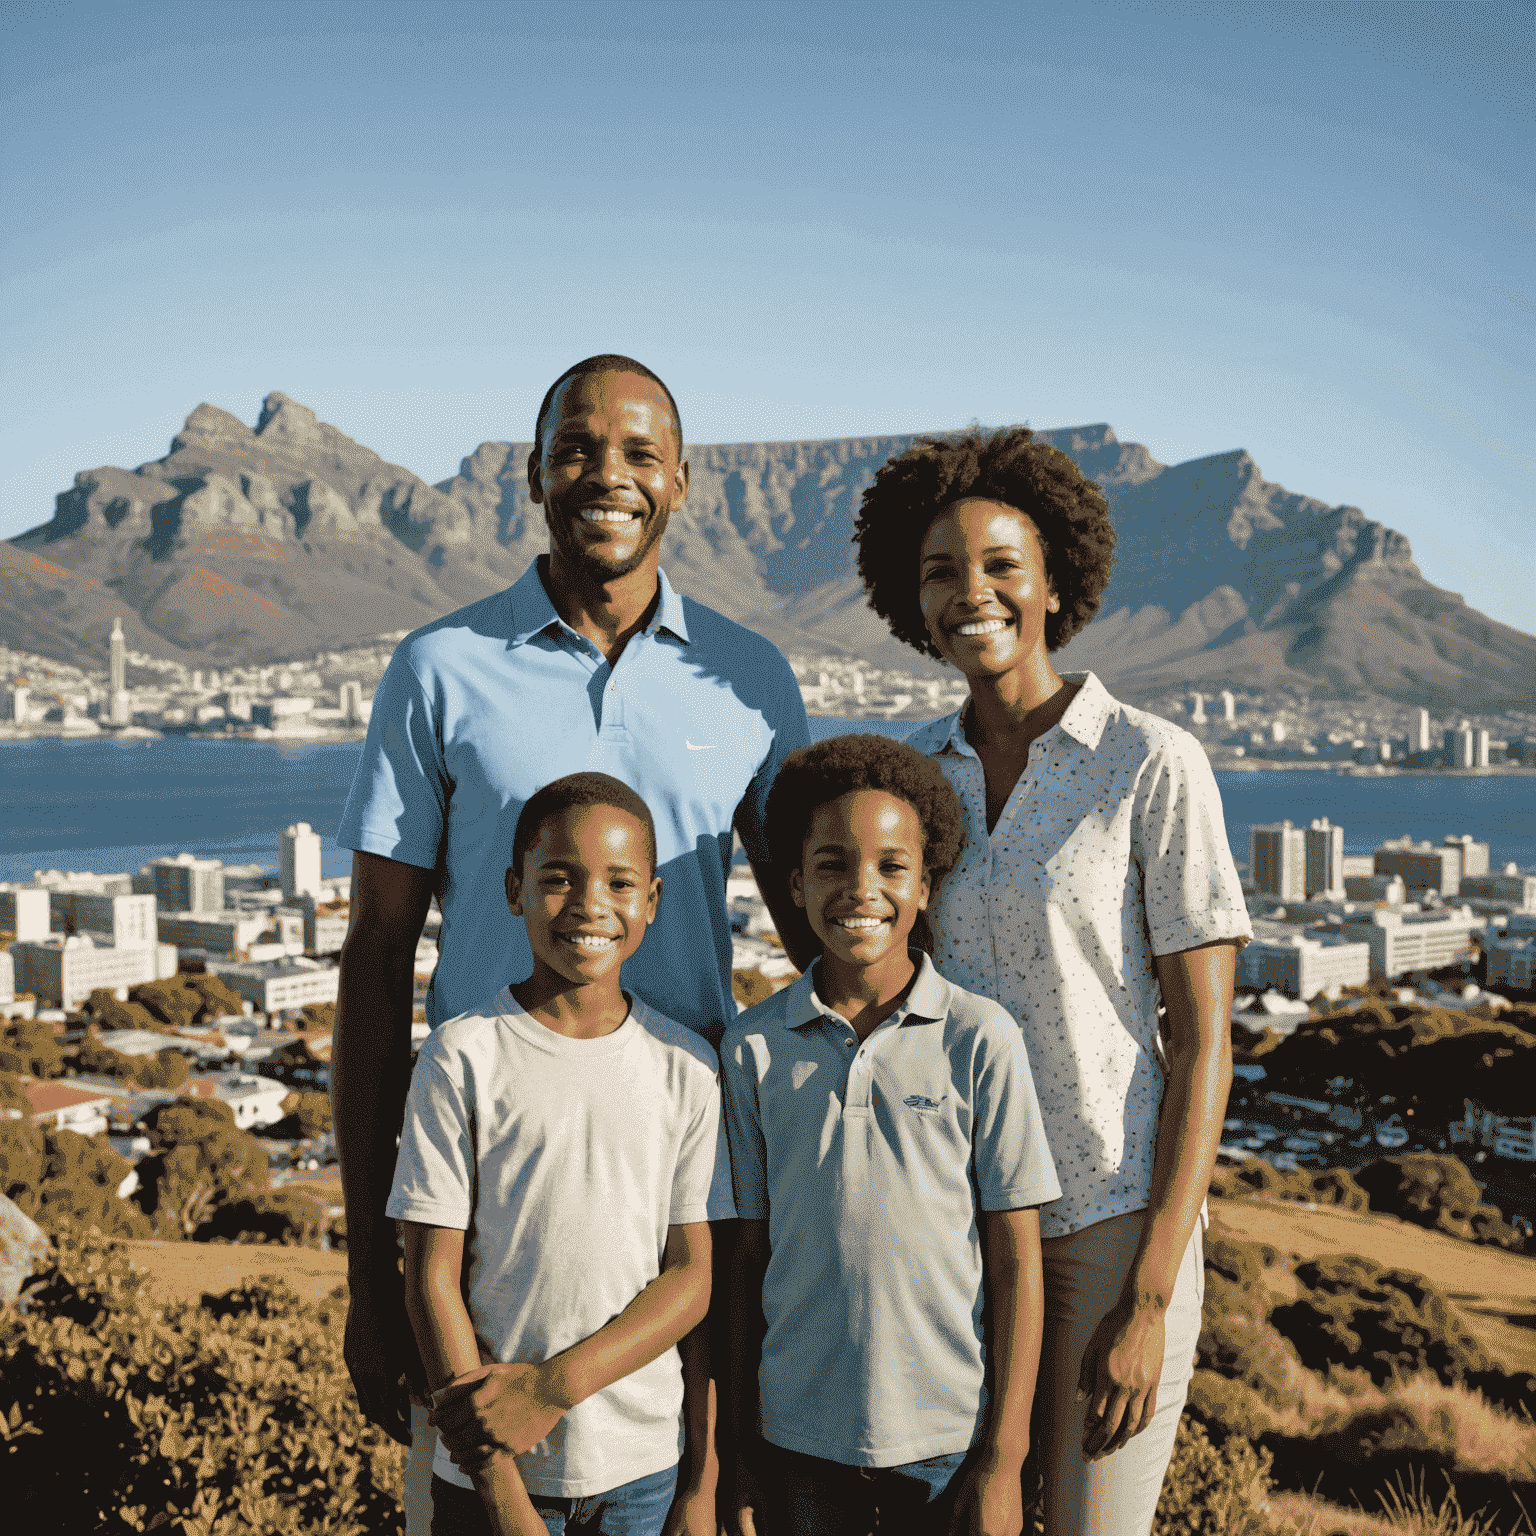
[782, 950, 947, 1031]
[646, 567, 690, 644]
[506, 559, 691, 647]
[934, 669, 1111, 757]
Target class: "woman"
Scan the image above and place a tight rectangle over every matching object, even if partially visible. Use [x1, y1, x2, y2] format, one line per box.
[852, 428, 1250, 1536]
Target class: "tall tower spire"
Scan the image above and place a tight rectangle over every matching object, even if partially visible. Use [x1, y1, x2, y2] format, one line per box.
[108, 617, 131, 726]
[109, 616, 126, 694]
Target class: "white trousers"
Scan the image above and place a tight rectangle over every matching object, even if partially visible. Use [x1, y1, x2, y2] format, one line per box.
[1035, 1210, 1204, 1536]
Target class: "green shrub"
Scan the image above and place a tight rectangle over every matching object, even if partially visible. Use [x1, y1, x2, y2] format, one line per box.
[0, 1231, 405, 1533]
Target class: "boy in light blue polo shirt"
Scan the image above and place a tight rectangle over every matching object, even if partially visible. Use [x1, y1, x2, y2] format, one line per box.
[722, 736, 1060, 1536]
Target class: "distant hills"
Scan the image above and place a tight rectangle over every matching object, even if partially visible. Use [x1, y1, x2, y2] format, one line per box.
[7, 392, 1533, 710]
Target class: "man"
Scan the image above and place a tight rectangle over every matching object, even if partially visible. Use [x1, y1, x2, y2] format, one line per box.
[331, 355, 811, 1532]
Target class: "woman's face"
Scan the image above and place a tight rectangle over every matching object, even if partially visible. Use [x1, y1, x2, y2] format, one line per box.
[918, 498, 1059, 679]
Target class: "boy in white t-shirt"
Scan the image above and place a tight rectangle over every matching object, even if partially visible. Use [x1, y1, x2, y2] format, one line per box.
[389, 772, 733, 1536]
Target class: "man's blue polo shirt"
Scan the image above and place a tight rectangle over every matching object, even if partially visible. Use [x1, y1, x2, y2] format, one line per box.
[337, 559, 810, 1042]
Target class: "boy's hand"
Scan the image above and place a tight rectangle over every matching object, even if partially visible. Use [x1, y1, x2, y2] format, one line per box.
[660, 1479, 716, 1536]
[429, 1362, 568, 1468]
[1077, 1297, 1165, 1461]
[947, 1448, 1025, 1536]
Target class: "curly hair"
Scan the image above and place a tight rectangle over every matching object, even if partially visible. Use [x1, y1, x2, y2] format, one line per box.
[853, 427, 1116, 660]
[765, 734, 964, 891]
[511, 772, 658, 880]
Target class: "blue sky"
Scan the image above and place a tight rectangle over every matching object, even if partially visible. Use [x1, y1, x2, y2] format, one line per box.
[2, 0, 1531, 629]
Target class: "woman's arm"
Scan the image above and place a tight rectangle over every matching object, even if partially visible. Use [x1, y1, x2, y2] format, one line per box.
[1077, 940, 1234, 1460]
[400, 1222, 546, 1536]
[431, 1222, 713, 1469]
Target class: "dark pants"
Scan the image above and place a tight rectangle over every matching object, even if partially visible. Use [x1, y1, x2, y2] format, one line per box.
[761, 1442, 967, 1536]
[429, 1466, 678, 1536]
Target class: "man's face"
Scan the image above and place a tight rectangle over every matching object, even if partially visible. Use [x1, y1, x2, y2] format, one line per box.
[528, 371, 688, 585]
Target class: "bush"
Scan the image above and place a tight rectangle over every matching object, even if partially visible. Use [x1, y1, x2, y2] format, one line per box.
[85, 989, 164, 1034]
[0, 1120, 150, 1239]
[196, 1188, 327, 1247]
[133, 1100, 270, 1241]
[126, 974, 245, 1031]
[1151, 1417, 1276, 1535]
[0, 1020, 63, 1078]
[0, 1230, 405, 1533]
[1211, 1156, 1370, 1213]
[1353, 1156, 1526, 1253]
[1273, 1256, 1491, 1388]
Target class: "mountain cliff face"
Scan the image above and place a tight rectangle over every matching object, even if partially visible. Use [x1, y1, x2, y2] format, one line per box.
[7, 395, 1532, 710]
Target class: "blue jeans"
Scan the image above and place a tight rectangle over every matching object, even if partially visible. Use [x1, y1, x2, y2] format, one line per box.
[767, 1442, 968, 1536]
[429, 1464, 678, 1536]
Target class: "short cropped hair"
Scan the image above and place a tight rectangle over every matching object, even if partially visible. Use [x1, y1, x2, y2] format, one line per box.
[766, 734, 964, 888]
[533, 354, 684, 456]
[511, 772, 659, 880]
[853, 427, 1116, 658]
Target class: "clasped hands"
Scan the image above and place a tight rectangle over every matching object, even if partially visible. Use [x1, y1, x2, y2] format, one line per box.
[429, 1359, 570, 1473]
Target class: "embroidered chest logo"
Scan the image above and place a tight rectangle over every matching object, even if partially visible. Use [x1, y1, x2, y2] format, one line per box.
[904, 1094, 943, 1113]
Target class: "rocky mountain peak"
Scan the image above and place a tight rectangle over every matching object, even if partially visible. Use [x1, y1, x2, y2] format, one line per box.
[171, 403, 254, 456]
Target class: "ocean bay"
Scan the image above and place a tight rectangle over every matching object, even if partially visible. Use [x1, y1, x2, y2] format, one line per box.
[2, 727, 1534, 882]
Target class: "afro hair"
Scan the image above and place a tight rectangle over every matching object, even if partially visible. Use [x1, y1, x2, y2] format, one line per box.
[853, 426, 1116, 660]
[765, 734, 964, 891]
[510, 771, 658, 880]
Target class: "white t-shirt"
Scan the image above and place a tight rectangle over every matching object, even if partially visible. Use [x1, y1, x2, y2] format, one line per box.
[387, 988, 736, 1497]
[908, 672, 1251, 1240]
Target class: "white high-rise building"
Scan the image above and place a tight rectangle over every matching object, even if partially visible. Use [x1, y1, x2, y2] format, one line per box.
[1412, 708, 1431, 755]
[280, 822, 323, 902]
[1250, 821, 1306, 900]
[5, 685, 29, 724]
[1475, 729, 1490, 769]
[1220, 690, 1235, 722]
[339, 680, 364, 725]
[1304, 818, 1346, 899]
[1189, 691, 1206, 724]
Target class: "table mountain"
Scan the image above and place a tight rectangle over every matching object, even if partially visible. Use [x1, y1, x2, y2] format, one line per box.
[7, 394, 1532, 710]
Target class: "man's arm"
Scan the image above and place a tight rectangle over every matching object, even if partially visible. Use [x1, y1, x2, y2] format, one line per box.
[401, 1223, 547, 1536]
[331, 849, 436, 1442]
[1078, 940, 1234, 1460]
[948, 1207, 1042, 1536]
[727, 1218, 771, 1536]
[432, 1221, 713, 1469]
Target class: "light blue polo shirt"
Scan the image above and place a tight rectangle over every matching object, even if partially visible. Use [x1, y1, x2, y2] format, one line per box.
[337, 559, 810, 1042]
[720, 953, 1061, 1467]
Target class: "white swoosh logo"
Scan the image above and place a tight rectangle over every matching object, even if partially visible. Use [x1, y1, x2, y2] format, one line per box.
[686, 741, 715, 750]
